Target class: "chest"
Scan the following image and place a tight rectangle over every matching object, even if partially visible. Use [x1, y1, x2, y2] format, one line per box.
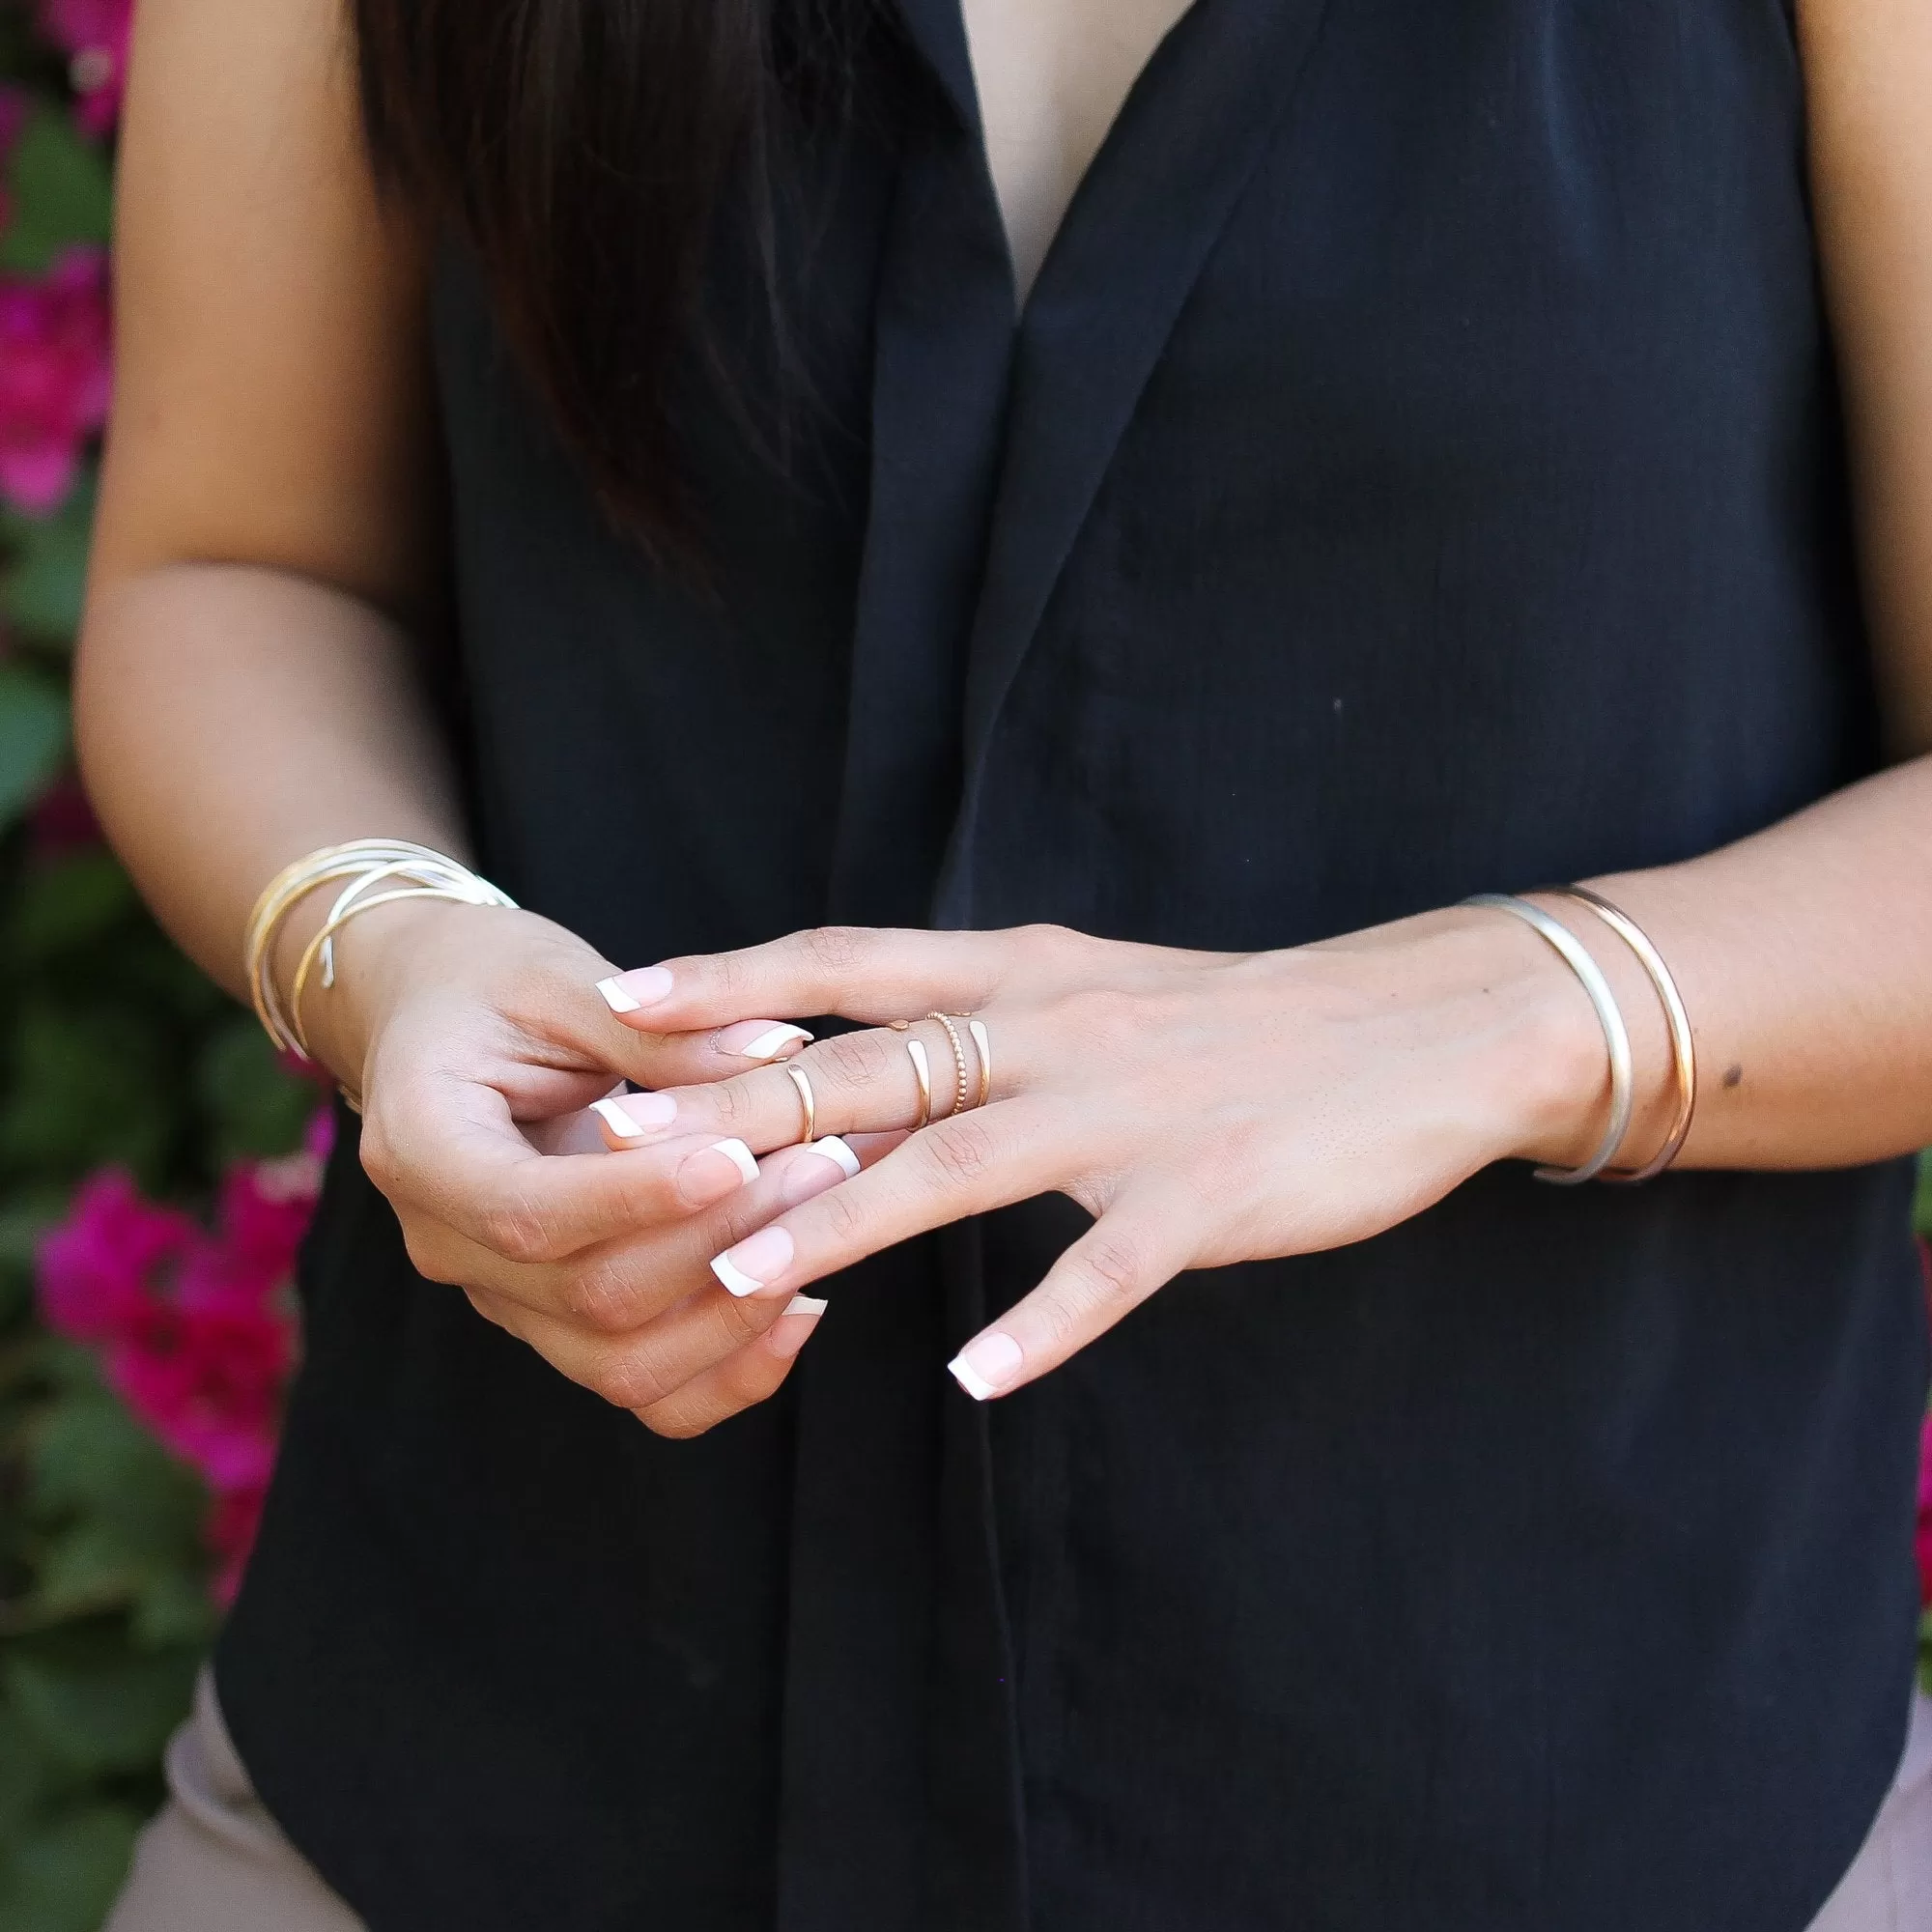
[958, 0, 1195, 300]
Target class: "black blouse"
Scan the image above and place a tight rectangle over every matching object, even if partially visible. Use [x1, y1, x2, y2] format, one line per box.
[216, 2, 1929, 1927]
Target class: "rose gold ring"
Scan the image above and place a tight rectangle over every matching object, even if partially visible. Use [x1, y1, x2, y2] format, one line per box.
[928, 1012, 971, 1119]
[785, 1064, 815, 1146]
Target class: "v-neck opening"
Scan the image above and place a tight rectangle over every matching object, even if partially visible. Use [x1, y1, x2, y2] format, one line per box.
[958, 0, 1205, 317]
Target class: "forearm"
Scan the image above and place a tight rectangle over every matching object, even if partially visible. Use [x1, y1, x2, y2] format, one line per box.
[72, 560, 465, 1009]
[1558, 755, 1932, 1171]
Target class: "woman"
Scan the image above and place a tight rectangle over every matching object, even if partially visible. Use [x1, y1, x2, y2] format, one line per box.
[79, 0, 1932, 1924]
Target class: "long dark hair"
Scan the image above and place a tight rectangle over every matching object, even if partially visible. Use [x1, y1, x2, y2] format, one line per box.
[353, 0, 875, 560]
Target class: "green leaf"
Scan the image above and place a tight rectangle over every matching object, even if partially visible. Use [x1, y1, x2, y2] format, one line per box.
[4, 1647, 198, 1777]
[197, 1016, 316, 1161]
[128, 1570, 218, 1654]
[5, 850, 135, 967]
[0, 477, 96, 644]
[0, 667, 69, 833]
[0, 1000, 174, 1184]
[0, 106, 113, 274]
[0, 1803, 144, 1932]
[30, 1389, 207, 1553]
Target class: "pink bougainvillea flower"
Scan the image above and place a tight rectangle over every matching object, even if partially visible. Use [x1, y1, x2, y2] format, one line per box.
[35, 0, 132, 138]
[35, 1121, 331, 1607]
[37, 1170, 195, 1343]
[0, 245, 112, 515]
[205, 1484, 268, 1607]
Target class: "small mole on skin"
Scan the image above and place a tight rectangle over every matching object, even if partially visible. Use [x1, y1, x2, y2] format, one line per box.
[1723, 1063, 1744, 1090]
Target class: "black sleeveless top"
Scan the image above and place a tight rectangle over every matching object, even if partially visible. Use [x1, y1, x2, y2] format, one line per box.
[215, 3, 1930, 1927]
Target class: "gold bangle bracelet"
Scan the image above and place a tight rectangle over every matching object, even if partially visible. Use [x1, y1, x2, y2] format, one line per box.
[242, 840, 517, 1083]
[1552, 886, 1697, 1183]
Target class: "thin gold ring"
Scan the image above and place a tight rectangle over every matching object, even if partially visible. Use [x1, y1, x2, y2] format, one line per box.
[928, 1012, 970, 1119]
[785, 1064, 815, 1146]
[905, 1037, 933, 1129]
[967, 1019, 991, 1110]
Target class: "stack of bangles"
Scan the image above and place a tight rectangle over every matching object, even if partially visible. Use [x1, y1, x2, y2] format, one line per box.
[1463, 888, 1697, 1184]
[244, 838, 519, 1110]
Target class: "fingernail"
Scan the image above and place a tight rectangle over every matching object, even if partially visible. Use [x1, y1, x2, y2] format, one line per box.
[769, 1294, 827, 1359]
[680, 1138, 758, 1202]
[590, 1093, 677, 1139]
[598, 967, 674, 1012]
[720, 1021, 814, 1061]
[806, 1136, 861, 1179]
[948, 1331, 1024, 1402]
[710, 1226, 794, 1298]
[781, 1136, 862, 1205]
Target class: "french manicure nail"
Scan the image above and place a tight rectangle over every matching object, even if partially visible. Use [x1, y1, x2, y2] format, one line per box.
[706, 1138, 759, 1186]
[598, 966, 675, 1012]
[770, 1294, 827, 1359]
[948, 1331, 1024, 1402]
[709, 1226, 794, 1298]
[805, 1136, 861, 1179]
[590, 1093, 677, 1139]
[728, 1022, 815, 1061]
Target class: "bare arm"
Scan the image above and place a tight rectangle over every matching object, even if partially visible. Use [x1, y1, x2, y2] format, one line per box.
[74, 0, 848, 1435]
[75, 0, 458, 1017]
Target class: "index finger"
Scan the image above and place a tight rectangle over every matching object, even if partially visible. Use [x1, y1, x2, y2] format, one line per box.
[595, 924, 1014, 1034]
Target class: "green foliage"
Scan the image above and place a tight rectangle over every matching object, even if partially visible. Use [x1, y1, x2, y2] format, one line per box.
[2, 483, 96, 645]
[0, 781, 312, 1918]
[0, 106, 112, 274]
[0, 668, 68, 835]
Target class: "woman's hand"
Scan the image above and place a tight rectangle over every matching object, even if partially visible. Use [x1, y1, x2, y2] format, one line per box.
[305, 896, 883, 1435]
[592, 913, 1616, 1402]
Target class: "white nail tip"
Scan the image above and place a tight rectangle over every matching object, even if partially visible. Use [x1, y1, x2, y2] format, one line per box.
[710, 1138, 759, 1185]
[806, 1136, 862, 1179]
[597, 978, 642, 1013]
[591, 1097, 649, 1140]
[947, 1354, 999, 1403]
[710, 1254, 765, 1297]
[782, 1294, 829, 1318]
[739, 1024, 814, 1060]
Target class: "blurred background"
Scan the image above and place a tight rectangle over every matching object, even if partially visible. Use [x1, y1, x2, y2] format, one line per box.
[0, 2, 1926, 1926]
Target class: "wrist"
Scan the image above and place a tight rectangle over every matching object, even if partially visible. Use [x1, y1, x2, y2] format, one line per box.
[1453, 896, 1678, 1174]
[272, 893, 502, 1095]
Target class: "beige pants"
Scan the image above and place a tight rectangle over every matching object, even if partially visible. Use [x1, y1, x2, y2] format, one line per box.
[106, 1669, 1932, 1931]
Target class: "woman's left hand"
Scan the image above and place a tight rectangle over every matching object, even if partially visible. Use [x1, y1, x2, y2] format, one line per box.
[593, 913, 1607, 1402]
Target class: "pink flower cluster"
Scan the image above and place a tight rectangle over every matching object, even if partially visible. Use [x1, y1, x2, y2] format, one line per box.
[38, 1112, 331, 1604]
[0, 244, 111, 516]
[36, 0, 132, 138]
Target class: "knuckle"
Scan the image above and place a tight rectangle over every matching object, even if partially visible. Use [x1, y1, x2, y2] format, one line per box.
[357, 1123, 401, 1196]
[799, 924, 869, 973]
[815, 1182, 867, 1244]
[918, 1115, 999, 1188]
[1078, 1231, 1147, 1303]
[816, 1028, 890, 1090]
[587, 1345, 669, 1413]
[637, 1400, 716, 1440]
[554, 1259, 642, 1335]
[477, 1196, 564, 1265]
[399, 1218, 462, 1287]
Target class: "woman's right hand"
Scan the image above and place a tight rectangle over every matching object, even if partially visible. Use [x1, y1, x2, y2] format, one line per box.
[300, 895, 872, 1435]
